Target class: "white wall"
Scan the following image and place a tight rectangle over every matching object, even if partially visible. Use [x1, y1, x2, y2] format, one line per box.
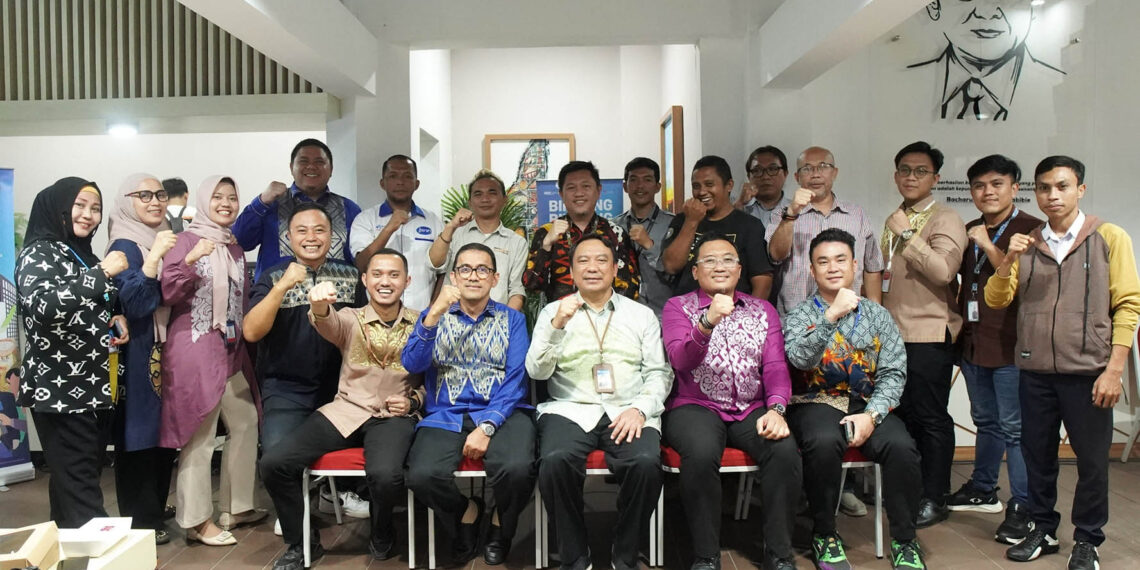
[409, 49, 454, 212]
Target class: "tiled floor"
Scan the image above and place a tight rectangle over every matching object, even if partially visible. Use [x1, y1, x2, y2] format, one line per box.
[4, 459, 1140, 569]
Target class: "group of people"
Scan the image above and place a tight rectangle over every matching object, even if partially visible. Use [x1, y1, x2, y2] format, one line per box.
[14, 136, 1138, 570]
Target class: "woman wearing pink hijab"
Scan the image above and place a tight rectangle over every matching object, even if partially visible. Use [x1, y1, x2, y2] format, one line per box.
[160, 176, 264, 545]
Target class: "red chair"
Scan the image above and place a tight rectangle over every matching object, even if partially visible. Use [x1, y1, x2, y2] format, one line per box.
[837, 447, 884, 558]
[302, 448, 366, 567]
[406, 456, 496, 569]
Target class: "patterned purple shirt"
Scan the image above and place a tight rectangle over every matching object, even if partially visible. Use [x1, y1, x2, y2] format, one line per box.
[663, 289, 791, 421]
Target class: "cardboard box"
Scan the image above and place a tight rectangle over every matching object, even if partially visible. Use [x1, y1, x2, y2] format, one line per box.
[57, 518, 131, 558]
[79, 530, 154, 570]
[0, 521, 61, 570]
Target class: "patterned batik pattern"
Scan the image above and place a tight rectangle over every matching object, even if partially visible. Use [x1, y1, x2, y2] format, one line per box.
[680, 294, 768, 411]
[524, 215, 640, 301]
[432, 308, 510, 404]
[188, 256, 244, 343]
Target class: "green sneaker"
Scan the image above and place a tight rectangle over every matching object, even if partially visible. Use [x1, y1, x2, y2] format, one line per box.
[891, 539, 926, 569]
[811, 532, 851, 570]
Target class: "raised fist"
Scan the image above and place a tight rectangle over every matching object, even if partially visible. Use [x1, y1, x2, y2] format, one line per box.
[788, 187, 813, 216]
[100, 251, 129, 278]
[543, 219, 571, 250]
[1003, 233, 1035, 265]
[281, 262, 309, 289]
[629, 224, 652, 249]
[825, 288, 860, 322]
[706, 293, 735, 326]
[185, 239, 216, 265]
[308, 280, 338, 305]
[449, 208, 474, 229]
[261, 181, 289, 204]
[149, 230, 178, 261]
[682, 197, 707, 223]
[967, 224, 992, 247]
[551, 294, 583, 329]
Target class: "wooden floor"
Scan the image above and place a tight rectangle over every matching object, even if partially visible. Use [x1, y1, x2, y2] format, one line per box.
[4, 459, 1140, 569]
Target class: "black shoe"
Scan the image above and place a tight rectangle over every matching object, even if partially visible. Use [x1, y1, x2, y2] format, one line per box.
[484, 523, 510, 565]
[915, 498, 949, 528]
[946, 481, 1003, 513]
[996, 502, 1033, 544]
[1067, 541, 1099, 570]
[691, 553, 721, 570]
[763, 552, 796, 570]
[163, 504, 176, 521]
[560, 551, 593, 570]
[1006, 527, 1059, 562]
[154, 529, 171, 546]
[273, 542, 324, 570]
[369, 536, 396, 561]
[452, 496, 485, 563]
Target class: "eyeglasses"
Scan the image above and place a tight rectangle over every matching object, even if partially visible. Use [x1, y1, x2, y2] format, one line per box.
[696, 256, 740, 268]
[748, 165, 785, 177]
[130, 190, 170, 203]
[455, 265, 494, 278]
[796, 163, 835, 175]
[896, 166, 934, 179]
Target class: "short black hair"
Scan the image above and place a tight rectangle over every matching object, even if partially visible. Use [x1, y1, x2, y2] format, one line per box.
[894, 141, 944, 173]
[745, 145, 788, 174]
[1034, 155, 1085, 185]
[623, 157, 660, 182]
[568, 234, 617, 265]
[967, 154, 1021, 184]
[287, 202, 331, 227]
[453, 242, 497, 272]
[366, 247, 408, 273]
[467, 169, 506, 196]
[291, 138, 333, 166]
[809, 228, 856, 259]
[558, 160, 601, 188]
[695, 232, 739, 257]
[382, 154, 418, 177]
[161, 177, 188, 199]
[693, 155, 732, 185]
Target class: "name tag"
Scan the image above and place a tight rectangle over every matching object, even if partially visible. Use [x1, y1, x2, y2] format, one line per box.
[593, 362, 615, 394]
[225, 320, 238, 345]
[966, 300, 980, 323]
[881, 270, 892, 293]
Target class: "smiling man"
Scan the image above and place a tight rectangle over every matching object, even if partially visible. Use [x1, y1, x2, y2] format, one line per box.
[735, 145, 792, 230]
[614, 157, 676, 316]
[662, 155, 774, 299]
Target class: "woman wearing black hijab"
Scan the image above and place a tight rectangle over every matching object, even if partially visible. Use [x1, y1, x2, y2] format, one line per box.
[16, 177, 130, 528]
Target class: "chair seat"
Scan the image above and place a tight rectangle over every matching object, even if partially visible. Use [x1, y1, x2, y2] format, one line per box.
[585, 449, 607, 471]
[659, 446, 759, 470]
[455, 456, 485, 474]
[310, 448, 365, 471]
[842, 447, 872, 464]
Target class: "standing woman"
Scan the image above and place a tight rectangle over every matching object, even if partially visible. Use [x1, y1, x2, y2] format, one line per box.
[160, 176, 263, 545]
[16, 177, 129, 528]
[106, 173, 180, 544]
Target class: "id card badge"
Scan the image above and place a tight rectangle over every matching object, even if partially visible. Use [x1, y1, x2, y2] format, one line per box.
[593, 362, 615, 394]
[966, 300, 980, 322]
[881, 270, 892, 293]
[225, 320, 238, 345]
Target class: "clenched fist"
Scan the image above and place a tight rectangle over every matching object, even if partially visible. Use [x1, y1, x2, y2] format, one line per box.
[681, 197, 707, 224]
[431, 284, 462, 316]
[705, 293, 735, 326]
[100, 251, 129, 278]
[185, 239, 216, 265]
[551, 294, 583, 329]
[385, 209, 411, 232]
[308, 280, 338, 306]
[279, 262, 309, 290]
[149, 230, 178, 261]
[787, 187, 813, 217]
[967, 224, 992, 248]
[824, 288, 860, 323]
[261, 181, 289, 205]
[735, 182, 757, 209]
[448, 208, 474, 230]
[886, 209, 912, 237]
[629, 224, 652, 249]
[543, 219, 571, 250]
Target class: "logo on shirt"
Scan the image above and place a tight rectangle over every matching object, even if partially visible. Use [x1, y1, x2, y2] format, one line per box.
[416, 226, 432, 236]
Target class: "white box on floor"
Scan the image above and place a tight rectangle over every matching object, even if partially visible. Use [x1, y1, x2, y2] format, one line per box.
[58, 517, 132, 558]
[0, 521, 61, 570]
[57, 529, 156, 570]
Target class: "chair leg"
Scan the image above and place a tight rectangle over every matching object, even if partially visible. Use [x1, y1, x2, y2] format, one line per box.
[734, 472, 747, 521]
[1123, 420, 1140, 463]
[303, 470, 312, 567]
[408, 490, 416, 569]
[742, 473, 756, 519]
[835, 466, 849, 516]
[328, 475, 343, 525]
[874, 464, 884, 559]
[649, 499, 657, 567]
[428, 505, 436, 570]
[656, 487, 665, 566]
[540, 492, 549, 568]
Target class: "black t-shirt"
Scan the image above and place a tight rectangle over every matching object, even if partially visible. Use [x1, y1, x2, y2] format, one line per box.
[662, 209, 774, 296]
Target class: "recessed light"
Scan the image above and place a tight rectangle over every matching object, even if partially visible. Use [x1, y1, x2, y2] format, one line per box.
[1031, 0, 1045, 6]
[107, 122, 137, 137]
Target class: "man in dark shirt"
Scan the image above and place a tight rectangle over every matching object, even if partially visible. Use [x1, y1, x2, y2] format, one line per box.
[662, 155, 774, 298]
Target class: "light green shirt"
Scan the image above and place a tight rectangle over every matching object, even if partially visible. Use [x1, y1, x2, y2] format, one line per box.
[430, 222, 528, 305]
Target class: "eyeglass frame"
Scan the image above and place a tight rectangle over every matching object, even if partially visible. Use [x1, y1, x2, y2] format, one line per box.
[129, 190, 171, 203]
[796, 163, 835, 176]
[695, 256, 741, 268]
[895, 166, 935, 179]
[453, 264, 495, 279]
[748, 165, 786, 177]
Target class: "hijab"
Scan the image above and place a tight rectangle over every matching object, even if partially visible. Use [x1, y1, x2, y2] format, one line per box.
[24, 176, 102, 267]
[186, 176, 244, 332]
[107, 173, 172, 341]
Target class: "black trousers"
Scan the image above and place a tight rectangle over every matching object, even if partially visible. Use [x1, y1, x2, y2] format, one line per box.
[32, 410, 112, 529]
[662, 404, 799, 559]
[787, 401, 921, 541]
[259, 411, 416, 547]
[115, 447, 177, 530]
[1020, 371, 1112, 545]
[895, 334, 955, 502]
[406, 411, 537, 543]
[537, 413, 662, 570]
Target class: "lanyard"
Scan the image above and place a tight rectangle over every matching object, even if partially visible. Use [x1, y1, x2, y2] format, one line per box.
[970, 208, 1019, 297]
[624, 207, 660, 242]
[584, 303, 615, 361]
[814, 297, 860, 342]
[885, 200, 935, 270]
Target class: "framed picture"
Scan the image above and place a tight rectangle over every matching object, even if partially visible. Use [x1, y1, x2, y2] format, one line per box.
[659, 106, 684, 213]
[482, 133, 576, 234]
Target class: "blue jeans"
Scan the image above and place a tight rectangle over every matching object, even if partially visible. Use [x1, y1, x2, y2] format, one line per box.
[960, 359, 1028, 506]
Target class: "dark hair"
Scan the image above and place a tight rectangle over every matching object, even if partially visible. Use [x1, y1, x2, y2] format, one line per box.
[291, 138, 333, 167]
[745, 146, 788, 174]
[467, 169, 506, 196]
[558, 161, 601, 188]
[623, 157, 661, 182]
[1034, 155, 1085, 185]
[453, 242, 497, 272]
[287, 202, 331, 227]
[568, 234, 617, 265]
[809, 228, 856, 259]
[366, 247, 408, 273]
[894, 141, 944, 173]
[382, 154, 418, 177]
[967, 154, 1021, 184]
[161, 177, 189, 199]
[693, 155, 732, 185]
[695, 232, 739, 257]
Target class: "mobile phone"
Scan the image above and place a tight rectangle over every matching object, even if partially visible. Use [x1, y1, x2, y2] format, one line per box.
[111, 321, 126, 338]
[844, 421, 856, 443]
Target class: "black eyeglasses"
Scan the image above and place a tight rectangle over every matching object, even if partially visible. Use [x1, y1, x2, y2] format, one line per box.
[130, 190, 170, 203]
[748, 165, 785, 177]
[455, 265, 494, 278]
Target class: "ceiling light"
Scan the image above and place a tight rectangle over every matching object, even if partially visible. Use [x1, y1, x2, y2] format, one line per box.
[107, 122, 138, 137]
[1031, 0, 1045, 6]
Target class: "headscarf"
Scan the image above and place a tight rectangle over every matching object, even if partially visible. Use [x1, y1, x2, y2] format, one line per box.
[107, 172, 172, 341]
[24, 176, 103, 267]
[186, 176, 244, 332]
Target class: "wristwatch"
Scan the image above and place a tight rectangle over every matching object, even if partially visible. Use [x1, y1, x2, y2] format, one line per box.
[900, 229, 916, 241]
[864, 408, 883, 426]
[479, 421, 497, 437]
[770, 402, 787, 417]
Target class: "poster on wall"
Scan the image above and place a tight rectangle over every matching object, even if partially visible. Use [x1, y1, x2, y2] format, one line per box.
[0, 167, 33, 485]
[659, 106, 684, 212]
[534, 179, 623, 227]
[483, 134, 576, 235]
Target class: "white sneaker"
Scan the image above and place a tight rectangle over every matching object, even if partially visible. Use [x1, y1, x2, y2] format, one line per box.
[274, 518, 282, 536]
[319, 488, 370, 519]
[840, 490, 868, 517]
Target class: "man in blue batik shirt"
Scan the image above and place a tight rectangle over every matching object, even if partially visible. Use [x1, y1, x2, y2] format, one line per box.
[402, 242, 535, 567]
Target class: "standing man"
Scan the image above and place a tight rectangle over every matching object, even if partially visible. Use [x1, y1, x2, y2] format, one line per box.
[614, 157, 676, 316]
[735, 145, 792, 229]
[350, 155, 445, 311]
[951, 155, 1042, 543]
[162, 177, 194, 233]
[879, 141, 967, 528]
[766, 146, 884, 314]
[662, 155, 774, 299]
[527, 235, 672, 570]
[233, 138, 361, 280]
[427, 170, 528, 310]
[524, 161, 640, 302]
[403, 243, 536, 566]
[987, 156, 1140, 570]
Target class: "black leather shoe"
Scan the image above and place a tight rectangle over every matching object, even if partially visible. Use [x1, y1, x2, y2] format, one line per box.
[915, 498, 949, 528]
[1006, 527, 1059, 562]
[273, 542, 324, 570]
[369, 536, 397, 561]
[763, 552, 796, 570]
[1067, 541, 1099, 570]
[995, 502, 1034, 544]
[452, 496, 485, 563]
[691, 553, 721, 570]
[163, 504, 176, 520]
[154, 529, 171, 545]
[484, 523, 510, 565]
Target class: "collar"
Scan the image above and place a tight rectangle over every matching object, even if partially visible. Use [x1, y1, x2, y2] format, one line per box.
[1042, 210, 1085, 243]
[803, 194, 852, 215]
[448, 298, 498, 319]
[563, 213, 600, 232]
[378, 201, 426, 218]
[361, 303, 414, 326]
[576, 290, 617, 314]
[902, 194, 936, 214]
[754, 192, 787, 212]
[695, 288, 745, 309]
[462, 220, 512, 238]
[625, 205, 661, 224]
[290, 184, 331, 202]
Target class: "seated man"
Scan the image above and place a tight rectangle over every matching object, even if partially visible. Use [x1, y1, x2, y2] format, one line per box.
[526, 235, 673, 570]
[259, 249, 424, 570]
[661, 235, 800, 570]
[402, 243, 536, 566]
[783, 229, 925, 570]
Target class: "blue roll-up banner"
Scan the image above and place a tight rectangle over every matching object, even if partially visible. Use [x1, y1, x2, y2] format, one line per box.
[535, 178, 624, 227]
[0, 167, 33, 486]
